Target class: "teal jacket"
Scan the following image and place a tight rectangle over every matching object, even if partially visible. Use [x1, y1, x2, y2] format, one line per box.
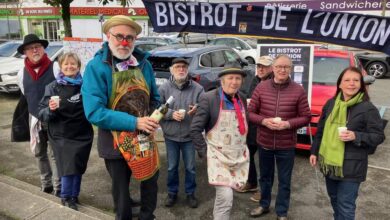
[81, 42, 160, 132]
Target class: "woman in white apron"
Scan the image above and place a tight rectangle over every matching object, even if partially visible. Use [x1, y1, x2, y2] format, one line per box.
[191, 63, 249, 220]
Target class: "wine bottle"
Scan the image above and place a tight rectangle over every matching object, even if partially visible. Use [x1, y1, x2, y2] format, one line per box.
[150, 96, 174, 122]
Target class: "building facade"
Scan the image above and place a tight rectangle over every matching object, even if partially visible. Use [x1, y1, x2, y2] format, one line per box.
[0, 0, 149, 40]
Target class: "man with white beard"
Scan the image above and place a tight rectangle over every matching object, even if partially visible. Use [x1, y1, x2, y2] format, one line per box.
[82, 15, 160, 220]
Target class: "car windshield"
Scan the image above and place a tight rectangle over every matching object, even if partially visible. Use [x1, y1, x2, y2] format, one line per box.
[313, 57, 350, 85]
[45, 45, 62, 58]
[0, 42, 20, 57]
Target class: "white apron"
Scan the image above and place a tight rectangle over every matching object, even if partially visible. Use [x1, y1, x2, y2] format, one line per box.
[206, 92, 249, 189]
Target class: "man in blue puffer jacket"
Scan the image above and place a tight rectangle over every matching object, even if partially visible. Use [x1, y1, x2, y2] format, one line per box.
[82, 15, 160, 220]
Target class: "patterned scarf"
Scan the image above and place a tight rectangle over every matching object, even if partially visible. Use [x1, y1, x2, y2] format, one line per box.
[319, 92, 364, 177]
[56, 72, 83, 85]
[24, 53, 51, 81]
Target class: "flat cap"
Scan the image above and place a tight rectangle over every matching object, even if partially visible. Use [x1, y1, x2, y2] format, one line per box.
[171, 57, 189, 66]
[256, 55, 273, 66]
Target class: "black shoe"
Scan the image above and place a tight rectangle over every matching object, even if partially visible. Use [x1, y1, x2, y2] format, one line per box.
[42, 186, 53, 194]
[61, 197, 78, 211]
[164, 194, 177, 207]
[72, 197, 79, 204]
[186, 194, 198, 208]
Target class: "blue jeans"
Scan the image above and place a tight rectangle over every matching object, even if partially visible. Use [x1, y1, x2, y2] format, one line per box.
[165, 138, 196, 195]
[325, 177, 361, 220]
[259, 147, 295, 217]
[61, 175, 82, 198]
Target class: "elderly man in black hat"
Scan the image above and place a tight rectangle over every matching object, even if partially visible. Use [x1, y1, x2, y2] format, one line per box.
[82, 15, 160, 220]
[158, 57, 204, 208]
[191, 62, 249, 220]
[15, 34, 61, 196]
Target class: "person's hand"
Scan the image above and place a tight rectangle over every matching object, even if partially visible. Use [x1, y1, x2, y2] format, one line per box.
[187, 104, 197, 116]
[48, 99, 59, 111]
[339, 130, 356, 142]
[172, 111, 184, 121]
[261, 118, 280, 130]
[309, 155, 317, 167]
[197, 149, 206, 159]
[275, 121, 290, 130]
[136, 117, 159, 133]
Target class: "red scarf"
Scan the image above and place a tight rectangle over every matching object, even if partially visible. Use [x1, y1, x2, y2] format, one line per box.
[24, 54, 51, 81]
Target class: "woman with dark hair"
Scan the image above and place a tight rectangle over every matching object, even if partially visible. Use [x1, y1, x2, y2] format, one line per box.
[309, 67, 385, 220]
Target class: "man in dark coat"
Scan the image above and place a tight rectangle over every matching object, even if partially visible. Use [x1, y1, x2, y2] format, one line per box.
[15, 34, 61, 196]
[236, 56, 273, 204]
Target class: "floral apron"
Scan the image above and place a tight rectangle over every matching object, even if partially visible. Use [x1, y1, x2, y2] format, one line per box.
[108, 60, 160, 181]
[206, 92, 249, 189]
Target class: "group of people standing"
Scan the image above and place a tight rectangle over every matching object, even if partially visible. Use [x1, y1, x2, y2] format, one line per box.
[12, 14, 385, 220]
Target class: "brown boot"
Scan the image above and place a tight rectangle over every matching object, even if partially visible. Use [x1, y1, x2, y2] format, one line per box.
[235, 182, 258, 193]
[250, 191, 261, 202]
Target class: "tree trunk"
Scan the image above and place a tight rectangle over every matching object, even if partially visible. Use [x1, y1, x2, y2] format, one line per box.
[61, 1, 72, 37]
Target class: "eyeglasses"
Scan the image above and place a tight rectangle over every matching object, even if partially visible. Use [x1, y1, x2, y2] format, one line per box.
[274, 65, 292, 70]
[24, 45, 43, 51]
[110, 32, 136, 43]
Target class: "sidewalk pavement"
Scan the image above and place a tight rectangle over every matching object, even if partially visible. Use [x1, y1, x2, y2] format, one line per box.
[0, 174, 114, 220]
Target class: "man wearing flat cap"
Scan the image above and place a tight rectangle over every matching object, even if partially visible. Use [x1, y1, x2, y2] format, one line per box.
[15, 33, 61, 196]
[235, 55, 274, 201]
[82, 15, 160, 220]
[191, 62, 249, 220]
[158, 57, 204, 208]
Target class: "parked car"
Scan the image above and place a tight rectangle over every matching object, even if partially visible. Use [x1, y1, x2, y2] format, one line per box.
[208, 37, 257, 64]
[138, 36, 181, 45]
[356, 52, 390, 78]
[148, 44, 255, 96]
[0, 41, 22, 60]
[0, 41, 64, 93]
[296, 48, 374, 150]
[134, 41, 168, 53]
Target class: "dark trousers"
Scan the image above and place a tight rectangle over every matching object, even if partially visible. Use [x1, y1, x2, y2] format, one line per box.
[247, 143, 258, 186]
[104, 159, 159, 220]
[325, 177, 360, 220]
[259, 147, 295, 217]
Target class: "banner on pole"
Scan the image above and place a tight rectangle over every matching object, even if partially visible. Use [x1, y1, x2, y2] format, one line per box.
[142, 0, 390, 55]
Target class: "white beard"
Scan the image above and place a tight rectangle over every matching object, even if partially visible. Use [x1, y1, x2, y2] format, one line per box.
[109, 41, 134, 60]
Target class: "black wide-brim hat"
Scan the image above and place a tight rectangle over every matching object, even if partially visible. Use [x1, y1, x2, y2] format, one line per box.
[17, 34, 49, 54]
[218, 61, 247, 78]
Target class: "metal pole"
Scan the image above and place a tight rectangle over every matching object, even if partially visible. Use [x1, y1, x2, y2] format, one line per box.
[98, 14, 104, 40]
[382, 0, 387, 16]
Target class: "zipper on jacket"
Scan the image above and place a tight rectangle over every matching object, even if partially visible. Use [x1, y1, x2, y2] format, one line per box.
[274, 84, 281, 150]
